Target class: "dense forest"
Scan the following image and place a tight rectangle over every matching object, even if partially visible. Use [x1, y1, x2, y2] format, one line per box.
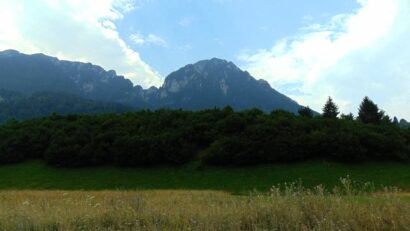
[0, 96, 409, 167]
[0, 90, 132, 123]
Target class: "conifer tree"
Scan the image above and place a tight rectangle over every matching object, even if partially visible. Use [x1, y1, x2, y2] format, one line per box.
[322, 97, 339, 119]
[393, 116, 399, 126]
[358, 96, 383, 124]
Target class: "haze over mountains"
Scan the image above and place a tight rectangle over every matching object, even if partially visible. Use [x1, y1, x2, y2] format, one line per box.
[0, 50, 303, 121]
[0, 89, 132, 123]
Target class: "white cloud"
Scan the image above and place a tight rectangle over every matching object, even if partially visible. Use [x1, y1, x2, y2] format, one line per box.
[179, 17, 194, 27]
[240, 0, 410, 119]
[130, 33, 167, 47]
[0, 0, 162, 88]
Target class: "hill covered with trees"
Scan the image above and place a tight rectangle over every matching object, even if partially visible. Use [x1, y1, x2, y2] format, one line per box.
[0, 96, 408, 168]
[0, 89, 132, 123]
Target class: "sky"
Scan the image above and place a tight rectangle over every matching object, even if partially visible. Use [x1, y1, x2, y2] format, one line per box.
[0, 0, 409, 119]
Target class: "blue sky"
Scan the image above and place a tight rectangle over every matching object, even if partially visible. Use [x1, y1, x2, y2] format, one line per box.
[0, 0, 409, 119]
[120, 0, 359, 76]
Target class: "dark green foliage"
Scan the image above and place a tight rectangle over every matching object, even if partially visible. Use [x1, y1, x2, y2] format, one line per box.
[340, 113, 354, 121]
[322, 97, 339, 119]
[393, 117, 399, 126]
[298, 106, 313, 118]
[400, 119, 410, 129]
[358, 96, 384, 124]
[0, 90, 132, 123]
[0, 108, 408, 167]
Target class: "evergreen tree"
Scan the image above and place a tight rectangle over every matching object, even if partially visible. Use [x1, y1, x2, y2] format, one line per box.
[358, 96, 383, 124]
[393, 116, 399, 126]
[322, 97, 339, 119]
[341, 113, 354, 121]
[380, 111, 395, 125]
[298, 106, 313, 118]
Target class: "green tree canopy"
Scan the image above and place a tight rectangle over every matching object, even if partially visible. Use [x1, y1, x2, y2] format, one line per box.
[298, 106, 313, 118]
[358, 97, 383, 124]
[322, 97, 339, 119]
[341, 113, 354, 121]
[393, 116, 399, 126]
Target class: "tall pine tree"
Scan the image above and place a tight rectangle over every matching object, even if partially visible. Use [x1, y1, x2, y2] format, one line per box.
[322, 97, 339, 119]
[357, 96, 383, 124]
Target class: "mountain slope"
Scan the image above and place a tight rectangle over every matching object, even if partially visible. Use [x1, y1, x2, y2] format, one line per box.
[0, 89, 132, 123]
[0, 50, 148, 107]
[0, 50, 303, 113]
[154, 58, 301, 112]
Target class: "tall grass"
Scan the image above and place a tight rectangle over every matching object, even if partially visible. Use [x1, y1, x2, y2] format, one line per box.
[0, 178, 408, 230]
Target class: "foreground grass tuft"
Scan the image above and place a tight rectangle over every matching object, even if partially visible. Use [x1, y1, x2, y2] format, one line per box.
[0, 178, 409, 230]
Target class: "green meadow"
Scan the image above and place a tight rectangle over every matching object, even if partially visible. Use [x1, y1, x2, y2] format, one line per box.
[0, 161, 409, 192]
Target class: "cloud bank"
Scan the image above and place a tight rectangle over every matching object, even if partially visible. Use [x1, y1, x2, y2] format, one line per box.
[0, 0, 162, 88]
[240, 0, 410, 119]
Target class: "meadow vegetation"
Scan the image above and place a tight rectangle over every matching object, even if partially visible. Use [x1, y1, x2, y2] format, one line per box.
[0, 178, 408, 231]
[1, 161, 410, 192]
[0, 97, 408, 230]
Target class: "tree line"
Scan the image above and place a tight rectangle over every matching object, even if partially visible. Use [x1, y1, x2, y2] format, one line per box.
[0, 90, 131, 123]
[0, 96, 409, 167]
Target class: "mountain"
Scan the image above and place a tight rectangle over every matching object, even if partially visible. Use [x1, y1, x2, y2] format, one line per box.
[0, 50, 303, 113]
[154, 58, 301, 112]
[0, 50, 147, 107]
[0, 89, 132, 123]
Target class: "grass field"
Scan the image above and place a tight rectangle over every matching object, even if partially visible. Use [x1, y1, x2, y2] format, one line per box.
[0, 161, 409, 192]
[1, 162, 410, 230]
[0, 188, 409, 230]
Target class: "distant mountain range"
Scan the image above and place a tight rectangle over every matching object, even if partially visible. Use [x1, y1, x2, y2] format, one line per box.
[0, 50, 303, 121]
[1, 50, 409, 125]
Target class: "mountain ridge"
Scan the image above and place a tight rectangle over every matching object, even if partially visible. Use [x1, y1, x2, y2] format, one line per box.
[0, 49, 303, 113]
[154, 57, 301, 112]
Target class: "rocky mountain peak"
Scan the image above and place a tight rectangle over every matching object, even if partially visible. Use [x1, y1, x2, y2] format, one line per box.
[155, 58, 302, 112]
[192, 58, 240, 74]
[0, 50, 303, 113]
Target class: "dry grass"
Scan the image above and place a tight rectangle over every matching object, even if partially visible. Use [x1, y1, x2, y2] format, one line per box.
[0, 182, 409, 231]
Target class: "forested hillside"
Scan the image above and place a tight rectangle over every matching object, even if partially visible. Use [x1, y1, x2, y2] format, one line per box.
[0, 90, 132, 123]
[0, 100, 408, 167]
